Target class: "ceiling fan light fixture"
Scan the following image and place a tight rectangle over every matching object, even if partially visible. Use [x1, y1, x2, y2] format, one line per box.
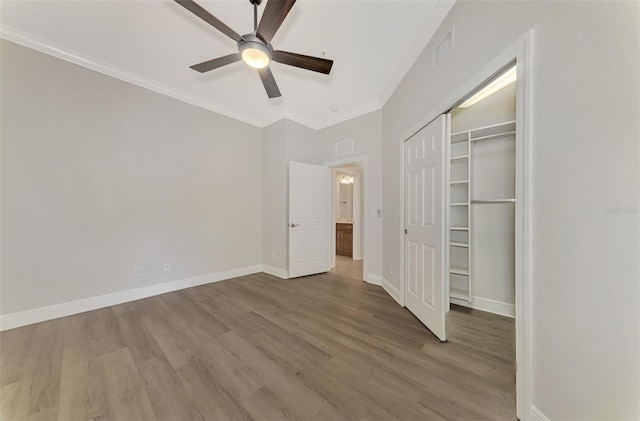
[239, 41, 271, 69]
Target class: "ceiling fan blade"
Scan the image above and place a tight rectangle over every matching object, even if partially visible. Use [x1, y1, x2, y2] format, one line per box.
[175, 0, 243, 42]
[190, 53, 242, 73]
[256, 0, 296, 43]
[257, 67, 282, 98]
[272, 50, 333, 74]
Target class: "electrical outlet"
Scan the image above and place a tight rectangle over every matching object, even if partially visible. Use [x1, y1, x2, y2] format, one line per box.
[134, 266, 142, 277]
[164, 263, 171, 272]
[271, 251, 276, 260]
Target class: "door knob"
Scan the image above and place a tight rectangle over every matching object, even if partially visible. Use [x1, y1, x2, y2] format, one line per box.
[404, 228, 408, 234]
[290, 223, 299, 228]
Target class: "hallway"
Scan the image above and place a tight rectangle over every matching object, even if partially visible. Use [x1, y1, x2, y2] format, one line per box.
[331, 255, 363, 281]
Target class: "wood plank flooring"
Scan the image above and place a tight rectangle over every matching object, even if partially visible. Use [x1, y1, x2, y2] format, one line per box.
[1, 260, 515, 420]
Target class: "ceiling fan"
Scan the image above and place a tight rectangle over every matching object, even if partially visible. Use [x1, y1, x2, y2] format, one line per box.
[175, 0, 334, 98]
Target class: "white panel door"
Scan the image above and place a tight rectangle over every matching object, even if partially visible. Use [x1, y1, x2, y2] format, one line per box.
[404, 115, 447, 341]
[289, 161, 330, 278]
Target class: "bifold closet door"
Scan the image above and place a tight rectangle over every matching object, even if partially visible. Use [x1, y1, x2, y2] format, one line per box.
[404, 115, 448, 341]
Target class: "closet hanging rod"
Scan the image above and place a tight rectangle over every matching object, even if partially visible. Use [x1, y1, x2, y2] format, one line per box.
[471, 199, 516, 204]
[471, 130, 516, 143]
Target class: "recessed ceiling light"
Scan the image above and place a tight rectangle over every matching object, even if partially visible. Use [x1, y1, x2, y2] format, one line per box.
[458, 64, 517, 108]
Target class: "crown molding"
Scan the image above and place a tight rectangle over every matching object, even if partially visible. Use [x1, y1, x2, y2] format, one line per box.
[0, 24, 269, 128]
[315, 101, 383, 131]
[1, 24, 388, 132]
[275, 100, 382, 132]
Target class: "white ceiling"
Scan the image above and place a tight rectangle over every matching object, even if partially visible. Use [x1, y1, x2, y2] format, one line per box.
[0, 0, 454, 129]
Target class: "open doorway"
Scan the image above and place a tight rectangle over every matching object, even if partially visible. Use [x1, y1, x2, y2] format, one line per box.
[332, 165, 363, 280]
[445, 61, 518, 415]
[447, 63, 517, 317]
[324, 157, 367, 281]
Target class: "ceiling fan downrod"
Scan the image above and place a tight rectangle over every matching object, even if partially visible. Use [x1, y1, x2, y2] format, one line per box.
[175, 0, 334, 99]
[250, 0, 261, 32]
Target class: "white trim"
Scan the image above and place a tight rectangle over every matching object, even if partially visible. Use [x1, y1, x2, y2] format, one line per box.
[0, 25, 269, 128]
[261, 264, 289, 279]
[515, 30, 535, 421]
[450, 296, 515, 318]
[0, 265, 262, 331]
[530, 406, 551, 421]
[364, 273, 382, 286]
[382, 278, 402, 306]
[291, 101, 383, 132]
[396, 31, 534, 421]
[0, 25, 382, 132]
[399, 134, 406, 307]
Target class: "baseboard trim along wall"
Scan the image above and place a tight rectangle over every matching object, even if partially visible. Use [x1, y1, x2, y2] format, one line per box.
[364, 273, 383, 286]
[530, 406, 551, 421]
[261, 265, 289, 279]
[450, 295, 515, 318]
[0, 265, 263, 331]
[382, 277, 402, 306]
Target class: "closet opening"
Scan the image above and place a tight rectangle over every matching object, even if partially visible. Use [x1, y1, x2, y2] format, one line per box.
[399, 33, 532, 419]
[446, 62, 517, 318]
[445, 61, 518, 415]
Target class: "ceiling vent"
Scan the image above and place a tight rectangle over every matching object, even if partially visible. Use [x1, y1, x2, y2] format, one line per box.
[433, 26, 454, 68]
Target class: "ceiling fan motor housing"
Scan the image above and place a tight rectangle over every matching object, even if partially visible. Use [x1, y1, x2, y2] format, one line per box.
[238, 34, 273, 68]
[175, 0, 333, 98]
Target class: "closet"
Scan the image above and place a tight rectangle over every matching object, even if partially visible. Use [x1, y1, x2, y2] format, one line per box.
[447, 86, 516, 317]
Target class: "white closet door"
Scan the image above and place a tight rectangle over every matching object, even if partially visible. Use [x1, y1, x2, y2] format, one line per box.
[404, 115, 448, 341]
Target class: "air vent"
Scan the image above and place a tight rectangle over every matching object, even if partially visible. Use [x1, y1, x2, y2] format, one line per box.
[335, 139, 354, 156]
[433, 26, 454, 68]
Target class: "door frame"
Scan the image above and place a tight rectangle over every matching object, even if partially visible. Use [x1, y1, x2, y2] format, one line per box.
[397, 31, 533, 420]
[324, 155, 368, 280]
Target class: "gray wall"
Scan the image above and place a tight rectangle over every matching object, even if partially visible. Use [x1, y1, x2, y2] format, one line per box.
[260, 111, 384, 284]
[261, 119, 321, 272]
[382, 1, 639, 419]
[316, 110, 383, 282]
[261, 120, 288, 270]
[1, 39, 263, 314]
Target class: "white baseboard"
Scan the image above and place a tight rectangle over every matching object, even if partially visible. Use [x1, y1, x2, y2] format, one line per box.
[364, 273, 382, 286]
[530, 406, 551, 421]
[382, 277, 402, 306]
[0, 265, 262, 331]
[450, 295, 515, 318]
[261, 264, 289, 279]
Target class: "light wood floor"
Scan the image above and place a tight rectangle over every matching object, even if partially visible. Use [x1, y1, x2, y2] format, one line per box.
[1, 262, 515, 420]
